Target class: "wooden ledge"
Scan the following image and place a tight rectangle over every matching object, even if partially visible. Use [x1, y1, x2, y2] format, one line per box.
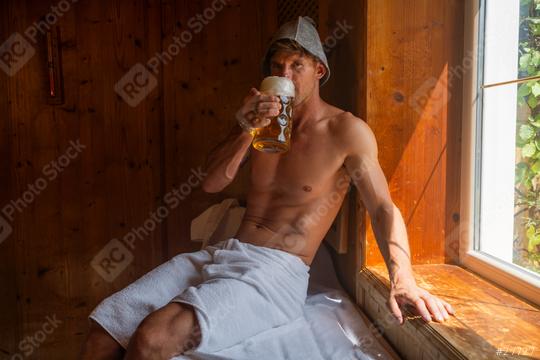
[356, 264, 540, 360]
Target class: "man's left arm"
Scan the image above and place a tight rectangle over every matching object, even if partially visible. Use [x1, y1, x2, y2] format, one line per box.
[340, 115, 455, 325]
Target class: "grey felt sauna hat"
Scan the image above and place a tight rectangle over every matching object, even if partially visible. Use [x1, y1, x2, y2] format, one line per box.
[262, 16, 331, 86]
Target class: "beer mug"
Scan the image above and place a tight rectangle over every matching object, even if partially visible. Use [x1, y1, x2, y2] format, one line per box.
[251, 76, 295, 153]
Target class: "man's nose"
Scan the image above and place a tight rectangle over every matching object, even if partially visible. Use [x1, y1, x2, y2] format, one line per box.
[276, 67, 292, 79]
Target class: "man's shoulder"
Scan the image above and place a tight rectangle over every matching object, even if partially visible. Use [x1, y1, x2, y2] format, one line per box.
[328, 110, 372, 141]
[325, 110, 378, 159]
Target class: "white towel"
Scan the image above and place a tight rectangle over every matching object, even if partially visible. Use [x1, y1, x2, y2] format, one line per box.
[89, 238, 310, 355]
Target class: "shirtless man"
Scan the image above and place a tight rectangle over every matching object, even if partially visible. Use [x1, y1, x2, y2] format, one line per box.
[209, 38, 455, 323]
[81, 16, 454, 360]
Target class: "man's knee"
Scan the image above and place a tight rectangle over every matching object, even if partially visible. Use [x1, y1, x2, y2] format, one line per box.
[129, 303, 200, 356]
[129, 322, 164, 354]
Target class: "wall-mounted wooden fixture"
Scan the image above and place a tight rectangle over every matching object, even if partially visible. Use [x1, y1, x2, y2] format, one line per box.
[46, 26, 64, 105]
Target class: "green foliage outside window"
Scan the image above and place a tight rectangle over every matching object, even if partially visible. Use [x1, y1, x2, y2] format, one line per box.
[514, 0, 540, 273]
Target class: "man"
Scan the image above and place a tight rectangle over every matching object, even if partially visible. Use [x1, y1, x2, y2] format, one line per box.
[81, 16, 454, 360]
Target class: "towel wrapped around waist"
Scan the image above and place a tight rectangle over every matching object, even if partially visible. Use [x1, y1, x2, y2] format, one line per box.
[89, 237, 310, 355]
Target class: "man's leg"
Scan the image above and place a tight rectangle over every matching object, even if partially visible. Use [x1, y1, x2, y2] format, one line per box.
[79, 319, 125, 360]
[124, 302, 201, 360]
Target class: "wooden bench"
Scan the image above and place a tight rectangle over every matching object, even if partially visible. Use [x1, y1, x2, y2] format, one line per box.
[356, 264, 540, 360]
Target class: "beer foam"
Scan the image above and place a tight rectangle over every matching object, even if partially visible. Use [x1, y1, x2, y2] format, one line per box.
[259, 76, 295, 97]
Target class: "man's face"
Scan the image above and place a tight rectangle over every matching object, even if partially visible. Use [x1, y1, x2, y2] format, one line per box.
[269, 51, 324, 107]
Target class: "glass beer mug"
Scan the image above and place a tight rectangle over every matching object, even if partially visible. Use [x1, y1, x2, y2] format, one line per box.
[250, 76, 295, 153]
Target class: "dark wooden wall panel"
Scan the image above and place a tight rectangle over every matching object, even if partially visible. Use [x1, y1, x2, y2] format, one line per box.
[0, 0, 163, 357]
[162, 0, 278, 257]
[320, 0, 366, 116]
[318, 0, 368, 298]
[364, 0, 464, 266]
[0, 0, 20, 354]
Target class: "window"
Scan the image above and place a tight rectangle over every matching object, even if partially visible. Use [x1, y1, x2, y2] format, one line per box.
[461, 0, 540, 306]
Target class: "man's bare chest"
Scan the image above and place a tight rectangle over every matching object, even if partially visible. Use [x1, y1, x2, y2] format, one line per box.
[249, 129, 348, 196]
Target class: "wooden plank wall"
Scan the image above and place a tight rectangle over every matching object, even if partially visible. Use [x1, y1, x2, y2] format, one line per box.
[161, 0, 278, 256]
[318, 0, 368, 298]
[0, 0, 164, 357]
[0, 0, 277, 357]
[364, 0, 465, 267]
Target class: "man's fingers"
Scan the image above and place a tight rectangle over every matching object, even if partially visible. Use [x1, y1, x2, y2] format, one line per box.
[257, 102, 281, 111]
[238, 89, 281, 128]
[387, 296, 403, 325]
[248, 94, 277, 106]
[243, 88, 260, 103]
[258, 118, 272, 126]
[258, 94, 279, 103]
[413, 298, 432, 322]
[244, 110, 256, 121]
[443, 301, 455, 315]
[244, 94, 278, 114]
[422, 296, 445, 322]
[251, 117, 271, 127]
[257, 109, 279, 118]
[435, 299, 450, 321]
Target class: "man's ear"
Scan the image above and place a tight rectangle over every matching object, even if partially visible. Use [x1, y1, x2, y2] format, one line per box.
[315, 62, 326, 81]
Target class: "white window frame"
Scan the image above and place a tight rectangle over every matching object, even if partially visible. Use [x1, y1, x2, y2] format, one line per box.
[460, 0, 540, 307]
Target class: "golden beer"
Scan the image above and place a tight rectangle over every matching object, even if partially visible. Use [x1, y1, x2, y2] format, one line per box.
[251, 77, 295, 153]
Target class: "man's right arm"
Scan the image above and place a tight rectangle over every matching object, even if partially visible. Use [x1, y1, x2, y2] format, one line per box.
[201, 87, 280, 193]
[201, 124, 253, 193]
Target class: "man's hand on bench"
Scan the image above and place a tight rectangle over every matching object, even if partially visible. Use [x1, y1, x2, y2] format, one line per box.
[387, 274, 455, 325]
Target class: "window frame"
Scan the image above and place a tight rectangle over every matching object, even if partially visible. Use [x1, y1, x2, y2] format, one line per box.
[460, 0, 540, 307]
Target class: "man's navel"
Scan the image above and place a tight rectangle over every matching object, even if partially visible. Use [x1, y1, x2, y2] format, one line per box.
[302, 185, 312, 192]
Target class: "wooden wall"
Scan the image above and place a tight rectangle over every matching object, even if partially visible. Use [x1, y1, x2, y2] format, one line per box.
[319, 0, 368, 297]
[363, 0, 465, 267]
[0, 0, 277, 357]
[161, 0, 277, 256]
[0, 1, 164, 357]
[319, 0, 464, 290]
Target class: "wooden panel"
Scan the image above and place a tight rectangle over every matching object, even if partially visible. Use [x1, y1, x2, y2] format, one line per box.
[64, 0, 163, 355]
[364, 0, 464, 266]
[318, 0, 368, 298]
[0, 1, 56, 355]
[162, 0, 278, 257]
[0, 0, 20, 353]
[324, 190, 350, 255]
[0, 0, 163, 357]
[360, 265, 540, 360]
[319, 0, 366, 117]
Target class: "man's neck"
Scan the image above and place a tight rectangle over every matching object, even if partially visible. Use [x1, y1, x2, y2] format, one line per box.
[292, 90, 325, 131]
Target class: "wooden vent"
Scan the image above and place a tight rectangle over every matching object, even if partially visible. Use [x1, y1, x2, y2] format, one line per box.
[277, 0, 319, 27]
